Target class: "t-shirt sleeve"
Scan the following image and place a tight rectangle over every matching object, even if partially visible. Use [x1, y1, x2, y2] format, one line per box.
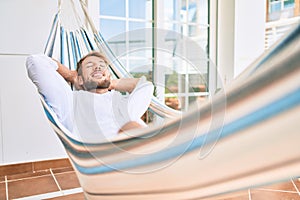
[26, 54, 73, 131]
[127, 76, 154, 122]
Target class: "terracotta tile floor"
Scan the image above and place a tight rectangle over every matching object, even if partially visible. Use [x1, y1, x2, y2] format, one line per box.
[205, 178, 300, 200]
[0, 164, 85, 199]
[0, 160, 299, 199]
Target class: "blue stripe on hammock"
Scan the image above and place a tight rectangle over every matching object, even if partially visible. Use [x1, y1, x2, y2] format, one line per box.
[80, 29, 92, 52]
[73, 87, 300, 174]
[44, 13, 59, 57]
[69, 31, 79, 69]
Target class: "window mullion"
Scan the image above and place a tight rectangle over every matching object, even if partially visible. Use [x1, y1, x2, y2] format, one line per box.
[125, 0, 129, 72]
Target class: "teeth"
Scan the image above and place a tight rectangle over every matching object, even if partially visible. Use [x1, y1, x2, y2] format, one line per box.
[92, 72, 103, 78]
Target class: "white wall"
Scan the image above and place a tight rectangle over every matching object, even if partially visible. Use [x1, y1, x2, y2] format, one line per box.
[217, 0, 235, 85]
[234, 0, 266, 76]
[217, 0, 266, 84]
[0, 0, 67, 164]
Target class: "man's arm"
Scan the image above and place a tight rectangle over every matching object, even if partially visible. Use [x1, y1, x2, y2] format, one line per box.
[109, 78, 140, 94]
[52, 59, 83, 90]
[26, 54, 73, 130]
[117, 76, 154, 124]
[52, 59, 77, 82]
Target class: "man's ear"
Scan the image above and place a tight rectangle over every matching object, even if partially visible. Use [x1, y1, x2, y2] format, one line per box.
[75, 75, 84, 90]
[78, 76, 83, 85]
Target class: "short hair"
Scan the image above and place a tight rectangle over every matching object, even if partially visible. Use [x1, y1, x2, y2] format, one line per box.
[76, 51, 109, 75]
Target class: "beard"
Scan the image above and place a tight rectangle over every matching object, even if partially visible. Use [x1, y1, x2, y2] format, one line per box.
[83, 78, 111, 91]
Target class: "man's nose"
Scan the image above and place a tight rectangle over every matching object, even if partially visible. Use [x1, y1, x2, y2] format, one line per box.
[94, 65, 101, 70]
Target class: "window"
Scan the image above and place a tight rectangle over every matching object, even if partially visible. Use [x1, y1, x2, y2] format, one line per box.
[99, 0, 153, 77]
[95, 0, 210, 112]
[158, 0, 209, 111]
[265, 0, 300, 49]
[268, 0, 295, 21]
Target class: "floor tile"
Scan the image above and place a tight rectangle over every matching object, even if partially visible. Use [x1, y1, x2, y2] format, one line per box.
[51, 166, 74, 174]
[8, 173, 59, 199]
[45, 192, 85, 200]
[54, 171, 81, 190]
[0, 162, 32, 176]
[292, 178, 300, 191]
[0, 176, 5, 183]
[251, 189, 300, 200]
[33, 158, 71, 171]
[7, 169, 50, 181]
[258, 180, 297, 192]
[0, 182, 7, 200]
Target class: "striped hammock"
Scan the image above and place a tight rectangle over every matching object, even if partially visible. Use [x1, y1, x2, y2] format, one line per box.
[39, 1, 300, 199]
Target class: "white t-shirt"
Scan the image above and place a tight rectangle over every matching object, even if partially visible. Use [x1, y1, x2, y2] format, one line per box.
[26, 54, 154, 140]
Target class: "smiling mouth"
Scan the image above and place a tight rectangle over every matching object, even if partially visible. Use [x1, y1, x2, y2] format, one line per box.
[92, 71, 103, 78]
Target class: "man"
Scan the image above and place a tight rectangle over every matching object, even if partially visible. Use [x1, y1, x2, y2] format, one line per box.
[26, 51, 154, 140]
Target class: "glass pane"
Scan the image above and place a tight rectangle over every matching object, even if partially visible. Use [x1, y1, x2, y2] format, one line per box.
[129, 22, 152, 48]
[164, 0, 181, 21]
[128, 58, 152, 76]
[270, 1, 282, 12]
[181, 0, 208, 24]
[284, 0, 295, 8]
[165, 72, 183, 111]
[100, 19, 126, 40]
[129, 0, 153, 19]
[159, 22, 181, 34]
[180, 0, 187, 22]
[116, 57, 127, 69]
[189, 95, 207, 107]
[165, 97, 181, 110]
[106, 40, 126, 58]
[181, 0, 197, 23]
[194, 0, 208, 25]
[129, 21, 146, 31]
[100, 0, 126, 17]
[165, 73, 185, 94]
[188, 74, 207, 92]
[129, 43, 152, 57]
[188, 96, 197, 105]
[191, 26, 208, 51]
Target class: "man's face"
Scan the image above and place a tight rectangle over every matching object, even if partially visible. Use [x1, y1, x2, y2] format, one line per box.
[79, 56, 111, 91]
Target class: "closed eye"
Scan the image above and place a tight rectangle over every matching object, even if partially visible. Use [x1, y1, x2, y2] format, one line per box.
[84, 62, 93, 68]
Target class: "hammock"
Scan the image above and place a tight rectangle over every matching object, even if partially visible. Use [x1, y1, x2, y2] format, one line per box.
[37, 1, 300, 199]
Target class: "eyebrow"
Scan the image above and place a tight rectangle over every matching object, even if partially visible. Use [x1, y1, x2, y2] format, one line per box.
[87, 60, 105, 64]
[84, 62, 94, 67]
